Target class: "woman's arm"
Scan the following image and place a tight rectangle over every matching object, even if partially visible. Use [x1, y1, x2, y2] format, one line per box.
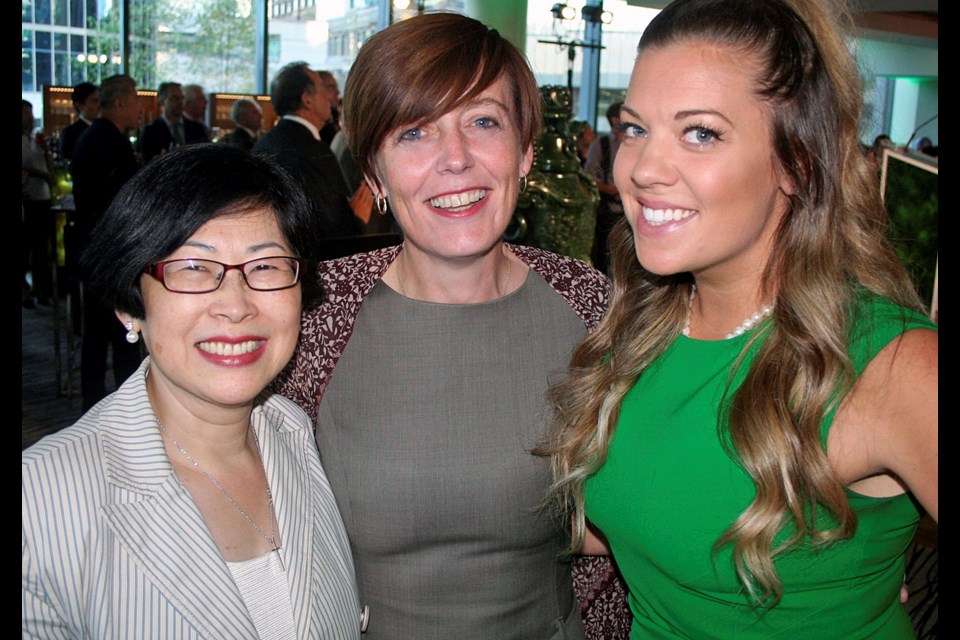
[581, 520, 613, 555]
[871, 329, 938, 520]
[833, 329, 938, 520]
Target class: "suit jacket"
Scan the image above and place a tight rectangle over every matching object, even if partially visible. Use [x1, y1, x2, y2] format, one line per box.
[253, 118, 362, 239]
[223, 127, 256, 152]
[71, 118, 139, 238]
[59, 118, 89, 164]
[140, 117, 209, 163]
[23, 358, 362, 639]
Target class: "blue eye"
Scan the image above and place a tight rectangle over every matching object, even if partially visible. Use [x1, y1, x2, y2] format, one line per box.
[682, 126, 722, 145]
[617, 122, 647, 139]
[400, 128, 422, 141]
[474, 117, 499, 129]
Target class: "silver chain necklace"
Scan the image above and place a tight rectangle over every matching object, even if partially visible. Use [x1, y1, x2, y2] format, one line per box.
[158, 418, 283, 568]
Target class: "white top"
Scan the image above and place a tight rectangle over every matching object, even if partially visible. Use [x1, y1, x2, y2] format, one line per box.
[21, 134, 50, 201]
[227, 550, 297, 640]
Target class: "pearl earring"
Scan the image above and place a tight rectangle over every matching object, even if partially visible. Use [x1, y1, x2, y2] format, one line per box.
[125, 321, 140, 344]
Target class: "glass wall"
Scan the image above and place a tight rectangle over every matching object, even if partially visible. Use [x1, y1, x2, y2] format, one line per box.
[23, 0, 625, 124]
[140, 0, 256, 93]
[269, 0, 463, 98]
[23, 0, 938, 146]
[22, 0, 123, 112]
[268, 0, 357, 90]
[23, 0, 260, 108]
[525, 0, 658, 131]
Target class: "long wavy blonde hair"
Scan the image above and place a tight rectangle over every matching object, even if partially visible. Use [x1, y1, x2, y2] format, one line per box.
[545, 0, 923, 604]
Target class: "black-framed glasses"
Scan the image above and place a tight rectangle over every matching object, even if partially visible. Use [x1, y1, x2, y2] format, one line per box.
[145, 257, 305, 294]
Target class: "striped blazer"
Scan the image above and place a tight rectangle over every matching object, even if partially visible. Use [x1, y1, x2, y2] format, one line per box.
[23, 358, 362, 639]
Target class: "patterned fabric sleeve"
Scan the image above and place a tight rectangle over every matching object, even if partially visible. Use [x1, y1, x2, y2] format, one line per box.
[573, 556, 632, 639]
[509, 244, 610, 331]
[273, 246, 401, 422]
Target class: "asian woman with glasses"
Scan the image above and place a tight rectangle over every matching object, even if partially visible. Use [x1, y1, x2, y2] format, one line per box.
[22, 145, 365, 639]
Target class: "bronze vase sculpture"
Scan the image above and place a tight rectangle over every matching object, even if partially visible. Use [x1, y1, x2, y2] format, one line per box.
[508, 86, 599, 264]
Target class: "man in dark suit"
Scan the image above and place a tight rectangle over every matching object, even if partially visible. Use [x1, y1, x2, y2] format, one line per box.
[183, 84, 212, 140]
[316, 70, 341, 145]
[59, 82, 99, 163]
[140, 82, 207, 163]
[71, 75, 143, 410]
[253, 62, 364, 239]
[223, 98, 262, 152]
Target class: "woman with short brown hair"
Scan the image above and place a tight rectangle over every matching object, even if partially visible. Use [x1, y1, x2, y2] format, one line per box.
[276, 12, 623, 639]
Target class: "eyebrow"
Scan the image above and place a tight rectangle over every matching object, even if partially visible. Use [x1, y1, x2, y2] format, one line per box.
[463, 96, 510, 112]
[181, 240, 288, 254]
[620, 105, 642, 120]
[620, 105, 734, 127]
[675, 109, 733, 126]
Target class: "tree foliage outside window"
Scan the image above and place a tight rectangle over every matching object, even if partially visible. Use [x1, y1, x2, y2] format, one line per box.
[84, 0, 255, 93]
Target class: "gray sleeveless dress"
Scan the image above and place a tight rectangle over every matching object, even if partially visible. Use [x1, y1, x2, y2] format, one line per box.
[316, 271, 587, 639]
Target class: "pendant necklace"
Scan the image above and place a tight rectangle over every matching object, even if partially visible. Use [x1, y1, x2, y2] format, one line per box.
[158, 418, 284, 569]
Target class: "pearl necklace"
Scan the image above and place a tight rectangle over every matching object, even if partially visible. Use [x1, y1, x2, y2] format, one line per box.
[681, 285, 775, 339]
[158, 418, 284, 568]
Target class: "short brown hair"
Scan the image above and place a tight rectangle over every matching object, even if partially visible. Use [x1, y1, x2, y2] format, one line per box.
[343, 12, 541, 185]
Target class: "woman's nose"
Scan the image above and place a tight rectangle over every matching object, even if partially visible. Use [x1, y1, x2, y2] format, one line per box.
[436, 129, 474, 174]
[208, 270, 257, 322]
[620, 135, 676, 189]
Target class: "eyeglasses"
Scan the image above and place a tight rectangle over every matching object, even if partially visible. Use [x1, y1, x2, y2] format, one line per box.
[145, 257, 305, 294]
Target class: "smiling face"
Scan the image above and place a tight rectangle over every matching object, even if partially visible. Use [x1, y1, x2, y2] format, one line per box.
[124, 209, 301, 417]
[614, 41, 791, 288]
[371, 75, 534, 264]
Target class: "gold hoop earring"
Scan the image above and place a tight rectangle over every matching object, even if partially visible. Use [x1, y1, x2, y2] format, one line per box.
[375, 193, 388, 216]
[519, 174, 528, 193]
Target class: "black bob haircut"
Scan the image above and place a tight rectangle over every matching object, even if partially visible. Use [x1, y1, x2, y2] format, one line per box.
[81, 144, 324, 318]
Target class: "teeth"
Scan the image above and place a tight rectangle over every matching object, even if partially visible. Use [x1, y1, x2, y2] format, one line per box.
[197, 340, 262, 356]
[642, 206, 695, 226]
[429, 189, 487, 211]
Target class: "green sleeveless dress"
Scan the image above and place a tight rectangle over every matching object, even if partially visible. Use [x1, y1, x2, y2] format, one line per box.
[585, 294, 935, 638]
